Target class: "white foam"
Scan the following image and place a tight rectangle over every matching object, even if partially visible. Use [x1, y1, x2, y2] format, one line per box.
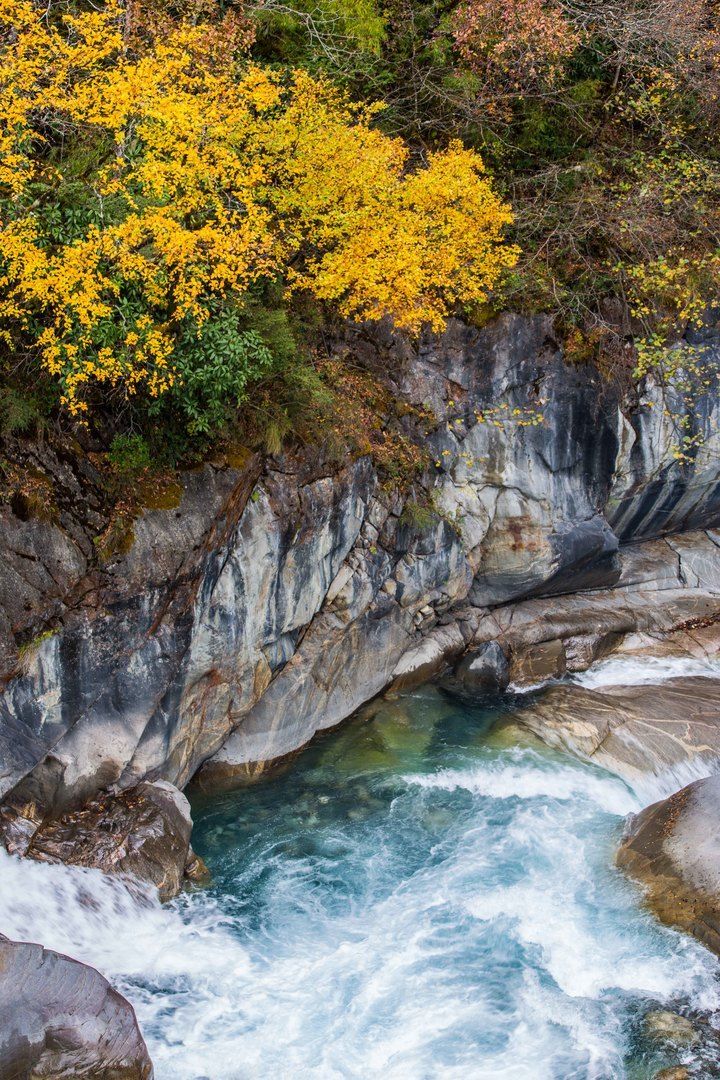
[508, 677, 558, 694]
[572, 654, 720, 689]
[1, 744, 718, 1077]
[0, 850, 248, 982]
[622, 753, 719, 807]
[465, 863, 710, 1002]
[404, 749, 639, 816]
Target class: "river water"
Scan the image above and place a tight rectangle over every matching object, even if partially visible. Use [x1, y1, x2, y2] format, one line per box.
[1, 663, 719, 1079]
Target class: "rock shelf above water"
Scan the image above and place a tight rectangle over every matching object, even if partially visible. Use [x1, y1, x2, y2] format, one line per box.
[1, 780, 200, 902]
[511, 677, 720, 786]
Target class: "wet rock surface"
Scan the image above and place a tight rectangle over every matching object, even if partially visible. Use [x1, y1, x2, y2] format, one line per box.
[618, 774, 720, 956]
[511, 677, 720, 783]
[437, 641, 511, 703]
[463, 530, 720, 685]
[0, 933, 153, 1079]
[644, 1011, 700, 1048]
[1, 781, 194, 901]
[0, 312, 718, 1078]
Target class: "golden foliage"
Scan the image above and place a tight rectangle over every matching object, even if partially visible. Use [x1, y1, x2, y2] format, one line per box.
[0, 1, 516, 414]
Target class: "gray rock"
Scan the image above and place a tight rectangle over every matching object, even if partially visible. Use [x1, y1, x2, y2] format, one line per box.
[1, 313, 719, 808]
[512, 677, 720, 784]
[0, 459, 375, 817]
[609, 359, 720, 541]
[455, 641, 510, 691]
[0, 934, 153, 1078]
[644, 1010, 699, 1048]
[390, 623, 468, 692]
[439, 642, 507, 694]
[508, 637, 567, 686]
[617, 774, 720, 956]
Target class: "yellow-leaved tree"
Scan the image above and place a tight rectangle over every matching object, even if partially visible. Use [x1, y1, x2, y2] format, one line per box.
[0, 0, 517, 422]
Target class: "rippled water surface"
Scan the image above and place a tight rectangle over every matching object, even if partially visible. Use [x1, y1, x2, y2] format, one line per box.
[1, 679, 719, 1079]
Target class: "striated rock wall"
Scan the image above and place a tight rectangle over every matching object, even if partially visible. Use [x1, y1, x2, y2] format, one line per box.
[1, 312, 719, 821]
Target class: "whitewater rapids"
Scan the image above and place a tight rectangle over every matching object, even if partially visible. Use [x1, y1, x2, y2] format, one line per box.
[0, 669, 718, 1079]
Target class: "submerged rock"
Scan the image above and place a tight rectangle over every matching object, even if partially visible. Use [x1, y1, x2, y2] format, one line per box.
[617, 774, 720, 956]
[644, 1010, 699, 1047]
[0, 934, 153, 1079]
[3, 781, 194, 901]
[511, 677, 720, 783]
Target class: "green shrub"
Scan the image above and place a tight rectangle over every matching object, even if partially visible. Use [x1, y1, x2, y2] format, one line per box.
[165, 309, 276, 437]
[0, 386, 53, 438]
[107, 434, 153, 477]
[400, 499, 438, 531]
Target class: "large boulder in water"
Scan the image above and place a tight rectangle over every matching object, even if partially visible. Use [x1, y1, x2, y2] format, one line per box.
[0, 934, 153, 1078]
[2, 781, 199, 902]
[435, 641, 511, 706]
[617, 774, 720, 956]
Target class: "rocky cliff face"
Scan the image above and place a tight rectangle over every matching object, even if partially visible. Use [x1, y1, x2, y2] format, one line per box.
[1, 312, 719, 827]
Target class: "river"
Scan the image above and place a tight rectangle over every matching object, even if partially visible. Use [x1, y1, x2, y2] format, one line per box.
[1, 663, 719, 1079]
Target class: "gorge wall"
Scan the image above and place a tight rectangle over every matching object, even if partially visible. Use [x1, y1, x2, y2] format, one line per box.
[1, 312, 720, 839]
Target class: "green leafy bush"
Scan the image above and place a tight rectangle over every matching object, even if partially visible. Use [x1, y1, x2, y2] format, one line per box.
[0, 387, 46, 438]
[167, 310, 276, 436]
[107, 434, 153, 477]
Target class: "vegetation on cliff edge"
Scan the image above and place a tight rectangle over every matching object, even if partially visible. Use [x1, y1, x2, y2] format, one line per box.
[1, 0, 719, 477]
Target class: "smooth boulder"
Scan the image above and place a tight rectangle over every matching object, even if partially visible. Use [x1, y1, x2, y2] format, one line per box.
[437, 641, 511, 705]
[0, 934, 153, 1078]
[617, 774, 720, 955]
